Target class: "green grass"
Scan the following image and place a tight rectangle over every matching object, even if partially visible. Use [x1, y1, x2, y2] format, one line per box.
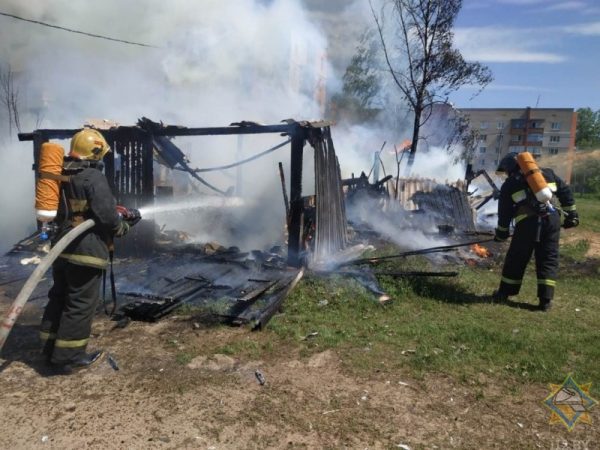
[265, 199, 600, 395]
[178, 199, 600, 397]
[175, 351, 194, 365]
[561, 239, 590, 261]
[574, 196, 600, 232]
[269, 264, 600, 395]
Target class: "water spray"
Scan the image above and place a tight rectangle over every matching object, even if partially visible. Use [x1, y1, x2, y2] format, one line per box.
[139, 197, 245, 216]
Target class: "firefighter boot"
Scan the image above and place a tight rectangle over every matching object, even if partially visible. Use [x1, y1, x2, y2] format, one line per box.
[51, 350, 104, 375]
[491, 290, 509, 303]
[41, 339, 55, 363]
[538, 299, 552, 312]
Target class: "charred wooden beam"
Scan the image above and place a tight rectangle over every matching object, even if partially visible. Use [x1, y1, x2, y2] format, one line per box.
[287, 126, 305, 267]
[236, 281, 277, 303]
[18, 124, 295, 142]
[252, 269, 304, 330]
[278, 162, 290, 220]
[372, 271, 458, 277]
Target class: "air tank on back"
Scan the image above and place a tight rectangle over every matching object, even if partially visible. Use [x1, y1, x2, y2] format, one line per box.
[516, 151, 553, 203]
[35, 142, 65, 222]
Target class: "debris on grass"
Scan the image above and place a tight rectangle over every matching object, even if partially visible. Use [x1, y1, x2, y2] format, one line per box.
[107, 354, 120, 371]
[302, 331, 319, 340]
[255, 369, 266, 385]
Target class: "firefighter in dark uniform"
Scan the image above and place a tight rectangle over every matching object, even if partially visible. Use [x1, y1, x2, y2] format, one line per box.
[493, 152, 579, 311]
[40, 129, 141, 373]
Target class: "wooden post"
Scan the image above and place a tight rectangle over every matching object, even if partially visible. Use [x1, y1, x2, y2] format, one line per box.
[278, 162, 290, 220]
[287, 125, 305, 267]
[104, 136, 115, 192]
[236, 135, 244, 196]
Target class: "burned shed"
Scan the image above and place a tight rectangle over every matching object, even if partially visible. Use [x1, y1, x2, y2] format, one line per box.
[18, 119, 347, 267]
[8, 120, 348, 327]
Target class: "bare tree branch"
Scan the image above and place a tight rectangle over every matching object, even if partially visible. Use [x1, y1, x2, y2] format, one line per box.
[372, 0, 492, 174]
[0, 64, 22, 136]
[370, 0, 416, 109]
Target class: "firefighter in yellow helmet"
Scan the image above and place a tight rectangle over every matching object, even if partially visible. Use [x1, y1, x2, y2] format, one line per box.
[68, 128, 111, 160]
[40, 128, 141, 374]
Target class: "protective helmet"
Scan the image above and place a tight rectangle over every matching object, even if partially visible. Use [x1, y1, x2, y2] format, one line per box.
[496, 152, 519, 175]
[69, 129, 110, 160]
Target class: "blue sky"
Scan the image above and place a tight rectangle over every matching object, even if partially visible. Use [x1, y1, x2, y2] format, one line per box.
[449, 0, 600, 109]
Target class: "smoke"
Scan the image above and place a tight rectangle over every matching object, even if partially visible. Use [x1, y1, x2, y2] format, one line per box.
[0, 0, 334, 252]
[0, 0, 470, 254]
[0, 136, 35, 252]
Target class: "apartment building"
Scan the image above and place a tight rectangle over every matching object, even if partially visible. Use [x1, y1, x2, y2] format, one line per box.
[459, 107, 577, 180]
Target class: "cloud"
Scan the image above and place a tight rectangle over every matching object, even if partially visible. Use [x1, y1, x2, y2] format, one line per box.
[561, 20, 600, 35]
[487, 84, 554, 92]
[454, 27, 566, 63]
[462, 83, 554, 92]
[494, 0, 546, 4]
[471, 0, 598, 14]
[546, 1, 587, 11]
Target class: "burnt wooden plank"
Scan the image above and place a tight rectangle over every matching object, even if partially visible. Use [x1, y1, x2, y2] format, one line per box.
[287, 128, 305, 267]
[19, 124, 294, 141]
[236, 281, 277, 303]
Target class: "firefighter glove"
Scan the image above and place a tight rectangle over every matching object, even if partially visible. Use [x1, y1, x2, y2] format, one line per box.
[494, 227, 509, 242]
[563, 211, 579, 229]
[124, 208, 142, 226]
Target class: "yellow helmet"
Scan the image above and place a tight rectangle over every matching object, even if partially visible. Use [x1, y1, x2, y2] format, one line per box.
[69, 129, 110, 160]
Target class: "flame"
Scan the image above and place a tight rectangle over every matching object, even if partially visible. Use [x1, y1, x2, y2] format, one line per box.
[471, 243, 491, 258]
[390, 139, 412, 155]
[399, 139, 412, 150]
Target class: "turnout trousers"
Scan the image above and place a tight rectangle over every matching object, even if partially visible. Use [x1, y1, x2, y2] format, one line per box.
[498, 212, 561, 301]
[40, 258, 102, 364]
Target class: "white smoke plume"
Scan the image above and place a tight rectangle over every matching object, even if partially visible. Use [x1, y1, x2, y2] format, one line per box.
[0, 0, 470, 255]
[0, 0, 334, 252]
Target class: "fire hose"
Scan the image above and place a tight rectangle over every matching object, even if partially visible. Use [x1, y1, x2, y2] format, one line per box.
[0, 219, 96, 352]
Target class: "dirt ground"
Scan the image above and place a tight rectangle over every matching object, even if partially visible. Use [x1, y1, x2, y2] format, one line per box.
[0, 296, 597, 450]
[561, 228, 600, 258]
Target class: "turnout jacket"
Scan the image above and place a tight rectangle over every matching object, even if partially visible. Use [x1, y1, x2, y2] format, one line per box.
[53, 163, 129, 269]
[497, 167, 576, 232]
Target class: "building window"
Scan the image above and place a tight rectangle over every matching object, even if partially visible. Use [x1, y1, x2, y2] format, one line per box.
[511, 134, 523, 142]
[530, 121, 543, 129]
[530, 147, 541, 156]
[479, 135, 487, 142]
[509, 146, 524, 153]
[511, 119, 526, 129]
[549, 147, 559, 155]
[497, 121, 505, 130]
[550, 135, 560, 143]
[529, 133, 543, 142]
[480, 159, 486, 166]
[551, 122, 560, 130]
[479, 146, 487, 154]
[480, 121, 488, 129]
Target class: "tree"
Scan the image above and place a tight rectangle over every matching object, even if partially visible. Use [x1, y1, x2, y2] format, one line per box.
[330, 29, 382, 124]
[370, 0, 492, 172]
[575, 107, 600, 149]
[0, 63, 21, 137]
[450, 115, 480, 165]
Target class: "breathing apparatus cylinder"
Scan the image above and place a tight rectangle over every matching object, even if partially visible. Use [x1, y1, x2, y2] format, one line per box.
[516, 151, 553, 203]
[35, 142, 65, 222]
